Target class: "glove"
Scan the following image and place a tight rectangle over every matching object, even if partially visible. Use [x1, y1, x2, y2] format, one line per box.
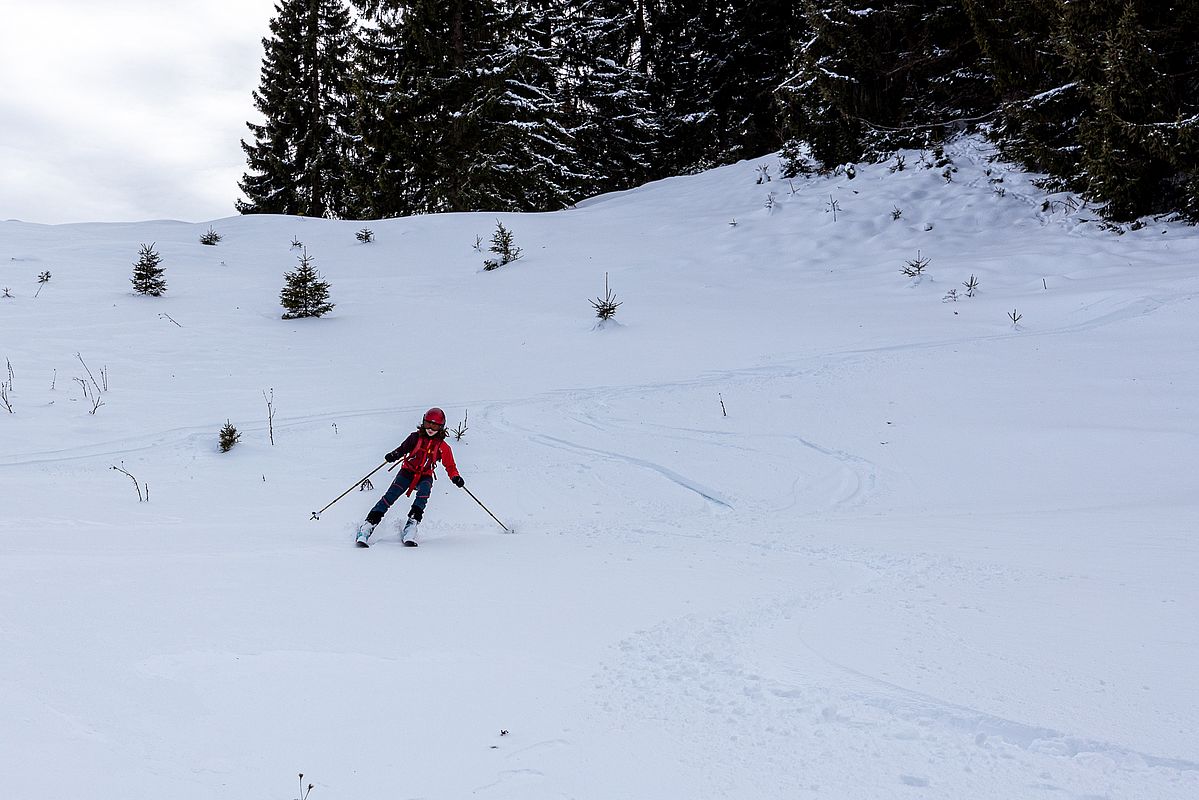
[452, 476, 465, 488]
[385, 451, 399, 463]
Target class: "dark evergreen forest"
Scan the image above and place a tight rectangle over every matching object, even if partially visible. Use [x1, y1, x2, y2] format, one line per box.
[238, 0, 1199, 223]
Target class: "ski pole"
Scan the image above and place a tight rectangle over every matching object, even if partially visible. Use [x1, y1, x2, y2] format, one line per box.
[460, 486, 512, 533]
[310, 461, 389, 520]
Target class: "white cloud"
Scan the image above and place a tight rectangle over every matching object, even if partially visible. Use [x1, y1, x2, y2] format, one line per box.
[0, 0, 277, 223]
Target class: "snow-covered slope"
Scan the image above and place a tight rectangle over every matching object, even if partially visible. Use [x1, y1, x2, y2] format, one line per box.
[2, 138, 1197, 799]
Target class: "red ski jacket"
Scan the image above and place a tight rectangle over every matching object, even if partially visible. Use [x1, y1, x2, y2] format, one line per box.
[387, 430, 460, 489]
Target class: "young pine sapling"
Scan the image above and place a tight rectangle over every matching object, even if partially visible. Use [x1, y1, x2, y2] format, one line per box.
[902, 251, 930, 277]
[131, 243, 167, 296]
[451, 410, 469, 441]
[280, 249, 334, 319]
[590, 273, 622, 321]
[483, 222, 522, 271]
[219, 420, 242, 452]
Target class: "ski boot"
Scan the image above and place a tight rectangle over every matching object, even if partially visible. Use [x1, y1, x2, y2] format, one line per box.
[355, 520, 376, 548]
[401, 507, 422, 547]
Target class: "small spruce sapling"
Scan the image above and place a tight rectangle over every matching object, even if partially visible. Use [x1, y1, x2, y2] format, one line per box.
[902, 251, 930, 277]
[280, 249, 334, 319]
[963, 275, 980, 297]
[451, 410, 468, 441]
[200, 228, 222, 245]
[35, 271, 51, 297]
[131, 243, 167, 296]
[779, 140, 814, 178]
[483, 221, 522, 271]
[219, 420, 241, 452]
[590, 273, 622, 321]
[356, 227, 374, 243]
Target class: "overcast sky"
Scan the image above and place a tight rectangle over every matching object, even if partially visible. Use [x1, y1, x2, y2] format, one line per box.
[1, 0, 278, 224]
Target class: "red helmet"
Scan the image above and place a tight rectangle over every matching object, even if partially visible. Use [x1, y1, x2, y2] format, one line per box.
[423, 407, 446, 427]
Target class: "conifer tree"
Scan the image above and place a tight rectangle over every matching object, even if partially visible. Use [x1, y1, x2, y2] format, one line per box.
[558, 0, 659, 195]
[641, 0, 724, 173]
[469, 1, 584, 211]
[1064, 0, 1199, 221]
[780, 1, 990, 167]
[345, 4, 415, 218]
[962, 0, 1082, 187]
[219, 420, 242, 453]
[965, 0, 1199, 221]
[706, 0, 803, 164]
[348, 0, 498, 215]
[239, 0, 358, 218]
[280, 249, 335, 319]
[131, 243, 167, 296]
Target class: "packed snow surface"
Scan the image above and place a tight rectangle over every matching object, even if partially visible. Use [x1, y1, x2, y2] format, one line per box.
[2, 138, 1197, 799]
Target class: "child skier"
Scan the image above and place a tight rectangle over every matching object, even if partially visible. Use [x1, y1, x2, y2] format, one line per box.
[356, 407, 465, 547]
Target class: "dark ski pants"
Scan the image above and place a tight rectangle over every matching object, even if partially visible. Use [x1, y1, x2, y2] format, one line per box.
[367, 469, 432, 525]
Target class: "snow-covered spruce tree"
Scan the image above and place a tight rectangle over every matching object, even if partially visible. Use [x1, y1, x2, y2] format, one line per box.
[780, 1, 991, 168]
[219, 420, 242, 452]
[1065, 1, 1199, 221]
[467, 1, 586, 212]
[964, 0, 1199, 221]
[344, 1, 424, 218]
[238, 0, 358, 218]
[131, 243, 167, 296]
[280, 249, 335, 319]
[705, 0, 803, 165]
[640, 0, 724, 174]
[348, 0, 498, 216]
[962, 0, 1084, 193]
[634, 0, 802, 174]
[558, 0, 659, 196]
